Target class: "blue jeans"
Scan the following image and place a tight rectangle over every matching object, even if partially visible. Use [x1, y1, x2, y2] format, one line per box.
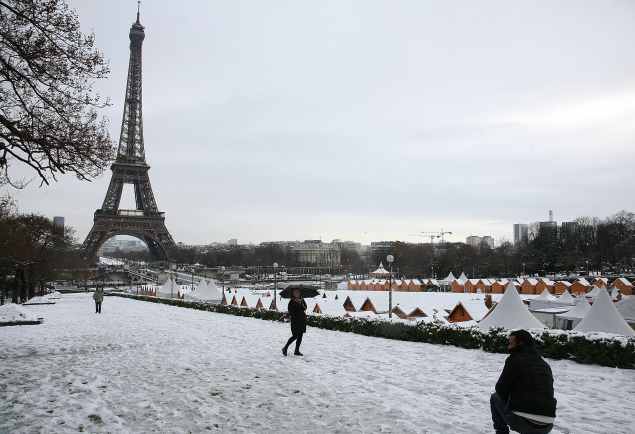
[490, 393, 553, 434]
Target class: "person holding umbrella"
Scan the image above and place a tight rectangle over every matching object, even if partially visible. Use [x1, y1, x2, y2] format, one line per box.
[281, 285, 317, 356]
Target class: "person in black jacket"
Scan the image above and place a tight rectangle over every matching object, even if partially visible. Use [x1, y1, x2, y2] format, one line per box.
[490, 330, 557, 434]
[282, 289, 307, 356]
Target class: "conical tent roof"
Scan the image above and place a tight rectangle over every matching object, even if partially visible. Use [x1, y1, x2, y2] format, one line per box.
[535, 288, 557, 301]
[573, 288, 635, 336]
[371, 262, 390, 275]
[186, 279, 222, 302]
[557, 297, 590, 320]
[458, 272, 468, 284]
[558, 289, 575, 305]
[585, 286, 605, 298]
[444, 272, 456, 283]
[479, 282, 545, 330]
[157, 277, 178, 297]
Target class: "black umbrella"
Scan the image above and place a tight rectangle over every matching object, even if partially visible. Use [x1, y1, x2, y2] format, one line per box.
[279, 285, 320, 299]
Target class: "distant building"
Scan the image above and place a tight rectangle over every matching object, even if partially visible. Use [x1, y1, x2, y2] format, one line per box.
[227, 238, 238, 246]
[292, 240, 340, 266]
[53, 216, 65, 235]
[560, 221, 578, 241]
[481, 236, 495, 249]
[466, 236, 482, 248]
[513, 223, 528, 245]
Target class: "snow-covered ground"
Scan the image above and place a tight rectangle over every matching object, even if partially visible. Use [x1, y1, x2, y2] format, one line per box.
[1, 294, 633, 434]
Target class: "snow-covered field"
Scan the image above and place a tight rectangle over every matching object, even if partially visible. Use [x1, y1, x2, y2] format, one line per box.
[1, 294, 633, 434]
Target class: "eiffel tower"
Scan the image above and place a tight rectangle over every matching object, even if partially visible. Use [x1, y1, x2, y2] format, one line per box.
[83, 6, 175, 261]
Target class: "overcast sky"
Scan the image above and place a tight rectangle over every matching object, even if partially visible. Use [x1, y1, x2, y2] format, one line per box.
[8, 0, 635, 245]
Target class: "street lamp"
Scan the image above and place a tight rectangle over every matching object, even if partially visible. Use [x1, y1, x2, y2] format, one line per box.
[522, 262, 526, 276]
[220, 266, 226, 295]
[273, 262, 279, 303]
[169, 262, 176, 298]
[386, 254, 394, 318]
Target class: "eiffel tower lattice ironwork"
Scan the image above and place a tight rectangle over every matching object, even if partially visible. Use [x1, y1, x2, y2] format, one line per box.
[83, 8, 175, 261]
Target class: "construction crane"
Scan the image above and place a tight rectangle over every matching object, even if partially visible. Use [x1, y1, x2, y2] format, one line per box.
[413, 230, 453, 245]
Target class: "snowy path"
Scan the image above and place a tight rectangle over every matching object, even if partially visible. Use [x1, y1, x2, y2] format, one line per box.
[1, 294, 633, 434]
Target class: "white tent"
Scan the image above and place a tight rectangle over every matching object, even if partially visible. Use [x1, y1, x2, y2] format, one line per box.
[458, 272, 468, 284]
[156, 277, 179, 298]
[556, 297, 590, 330]
[585, 286, 605, 299]
[370, 262, 390, 277]
[616, 297, 635, 324]
[557, 289, 576, 305]
[573, 288, 635, 336]
[529, 288, 560, 311]
[479, 282, 545, 330]
[535, 288, 557, 302]
[186, 279, 222, 302]
[440, 272, 456, 285]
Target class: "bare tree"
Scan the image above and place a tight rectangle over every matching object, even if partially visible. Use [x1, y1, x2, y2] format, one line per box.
[0, 0, 113, 187]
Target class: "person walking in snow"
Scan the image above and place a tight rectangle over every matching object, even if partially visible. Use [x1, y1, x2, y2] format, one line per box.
[93, 286, 104, 314]
[490, 330, 556, 434]
[282, 288, 307, 356]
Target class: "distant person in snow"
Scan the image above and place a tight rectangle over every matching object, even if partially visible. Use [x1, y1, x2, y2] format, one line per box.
[490, 330, 556, 434]
[282, 288, 307, 356]
[93, 287, 104, 314]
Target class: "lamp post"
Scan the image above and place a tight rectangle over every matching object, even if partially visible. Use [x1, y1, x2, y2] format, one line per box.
[220, 266, 225, 295]
[387, 254, 394, 318]
[522, 262, 526, 276]
[273, 262, 279, 303]
[169, 262, 176, 298]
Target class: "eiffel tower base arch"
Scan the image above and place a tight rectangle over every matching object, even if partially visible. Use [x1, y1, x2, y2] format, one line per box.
[83, 212, 174, 261]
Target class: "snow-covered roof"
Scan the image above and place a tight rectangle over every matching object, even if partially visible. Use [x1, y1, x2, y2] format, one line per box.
[556, 297, 590, 320]
[458, 298, 491, 322]
[575, 278, 591, 286]
[558, 290, 576, 305]
[573, 289, 634, 336]
[524, 278, 539, 286]
[534, 288, 557, 302]
[371, 262, 390, 275]
[479, 282, 545, 330]
[556, 281, 572, 288]
[613, 277, 632, 287]
[458, 272, 468, 284]
[444, 272, 456, 283]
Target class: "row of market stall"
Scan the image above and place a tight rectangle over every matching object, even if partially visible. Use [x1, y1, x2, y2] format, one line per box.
[347, 270, 634, 296]
[132, 273, 635, 337]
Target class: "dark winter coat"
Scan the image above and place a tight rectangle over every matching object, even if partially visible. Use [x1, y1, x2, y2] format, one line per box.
[495, 345, 557, 417]
[93, 288, 104, 303]
[288, 298, 307, 335]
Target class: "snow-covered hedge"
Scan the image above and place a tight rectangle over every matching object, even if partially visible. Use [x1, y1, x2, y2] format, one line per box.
[111, 293, 635, 369]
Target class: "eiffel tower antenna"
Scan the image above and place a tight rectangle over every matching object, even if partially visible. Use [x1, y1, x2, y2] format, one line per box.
[83, 7, 175, 261]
